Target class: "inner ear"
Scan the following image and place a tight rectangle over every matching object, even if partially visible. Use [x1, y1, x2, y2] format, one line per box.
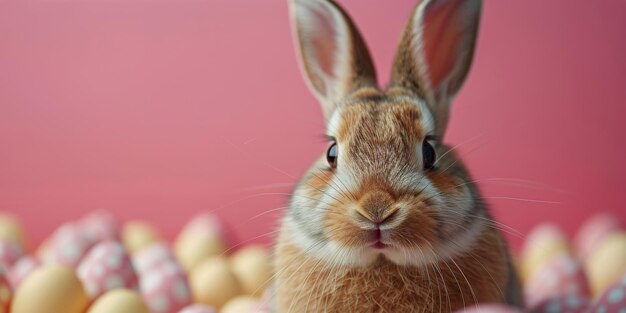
[422, 1, 464, 91]
[310, 10, 340, 79]
[388, 0, 482, 137]
[421, 0, 477, 96]
[290, 0, 378, 121]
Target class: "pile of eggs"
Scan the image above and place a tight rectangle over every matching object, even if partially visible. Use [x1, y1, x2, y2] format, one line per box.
[1, 211, 625, 313]
[456, 213, 626, 313]
[0, 211, 271, 313]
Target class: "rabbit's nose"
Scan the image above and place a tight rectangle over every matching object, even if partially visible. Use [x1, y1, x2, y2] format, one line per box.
[355, 190, 398, 225]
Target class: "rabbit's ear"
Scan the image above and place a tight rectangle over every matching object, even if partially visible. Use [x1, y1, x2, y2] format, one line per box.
[290, 0, 377, 120]
[390, 0, 481, 136]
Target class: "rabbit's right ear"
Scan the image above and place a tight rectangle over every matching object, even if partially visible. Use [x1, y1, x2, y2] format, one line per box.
[290, 0, 377, 121]
[390, 0, 482, 136]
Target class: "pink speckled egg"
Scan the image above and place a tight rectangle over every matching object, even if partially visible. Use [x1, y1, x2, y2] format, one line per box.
[453, 304, 523, 313]
[77, 240, 138, 300]
[588, 274, 626, 313]
[525, 253, 590, 307]
[41, 222, 93, 268]
[574, 213, 622, 262]
[140, 261, 192, 313]
[0, 270, 12, 312]
[177, 304, 218, 313]
[0, 240, 23, 272]
[79, 210, 120, 245]
[529, 294, 590, 313]
[133, 242, 177, 275]
[8, 255, 40, 289]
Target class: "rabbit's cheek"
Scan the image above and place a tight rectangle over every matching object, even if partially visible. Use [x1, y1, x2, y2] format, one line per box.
[387, 205, 439, 248]
[427, 172, 475, 219]
[427, 171, 461, 194]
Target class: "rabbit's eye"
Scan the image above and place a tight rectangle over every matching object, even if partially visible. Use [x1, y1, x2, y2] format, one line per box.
[327, 143, 338, 169]
[422, 141, 436, 169]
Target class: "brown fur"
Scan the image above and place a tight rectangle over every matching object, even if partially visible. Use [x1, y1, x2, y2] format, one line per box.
[273, 95, 521, 312]
[274, 226, 509, 313]
[275, 0, 523, 311]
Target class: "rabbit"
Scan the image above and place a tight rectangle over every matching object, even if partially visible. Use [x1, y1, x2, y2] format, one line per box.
[272, 0, 524, 312]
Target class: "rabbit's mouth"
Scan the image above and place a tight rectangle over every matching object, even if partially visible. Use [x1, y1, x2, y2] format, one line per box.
[366, 228, 390, 249]
[311, 195, 489, 267]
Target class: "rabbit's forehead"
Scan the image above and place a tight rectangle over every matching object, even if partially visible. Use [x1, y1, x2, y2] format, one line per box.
[327, 99, 435, 144]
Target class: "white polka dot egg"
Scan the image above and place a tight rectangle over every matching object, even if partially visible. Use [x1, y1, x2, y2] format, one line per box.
[140, 259, 192, 313]
[524, 253, 590, 307]
[588, 274, 626, 313]
[77, 240, 138, 300]
[41, 222, 93, 269]
[133, 242, 177, 275]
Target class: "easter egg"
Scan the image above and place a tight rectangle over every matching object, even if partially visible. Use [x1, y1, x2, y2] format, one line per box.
[453, 304, 523, 312]
[88, 289, 150, 313]
[8, 255, 40, 289]
[529, 294, 590, 313]
[524, 253, 590, 307]
[574, 213, 622, 261]
[174, 213, 225, 272]
[178, 304, 218, 313]
[40, 222, 93, 268]
[230, 245, 271, 296]
[140, 261, 192, 313]
[221, 296, 261, 313]
[178, 213, 224, 237]
[521, 223, 570, 281]
[11, 265, 89, 313]
[190, 256, 241, 308]
[586, 232, 626, 296]
[0, 213, 27, 250]
[122, 221, 160, 254]
[588, 274, 626, 313]
[79, 210, 120, 244]
[133, 242, 177, 275]
[77, 240, 138, 300]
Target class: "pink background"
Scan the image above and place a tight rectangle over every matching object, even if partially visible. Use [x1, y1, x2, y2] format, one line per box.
[1, 0, 625, 251]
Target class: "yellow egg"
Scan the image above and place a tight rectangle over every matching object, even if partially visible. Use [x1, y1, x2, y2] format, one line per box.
[12, 265, 88, 313]
[230, 245, 272, 296]
[0, 213, 27, 250]
[174, 227, 225, 272]
[122, 221, 160, 254]
[520, 223, 570, 281]
[190, 256, 241, 308]
[87, 289, 149, 313]
[585, 232, 626, 296]
[221, 296, 260, 313]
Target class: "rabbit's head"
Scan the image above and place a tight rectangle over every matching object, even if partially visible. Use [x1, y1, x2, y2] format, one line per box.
[285, 0, 485, 267]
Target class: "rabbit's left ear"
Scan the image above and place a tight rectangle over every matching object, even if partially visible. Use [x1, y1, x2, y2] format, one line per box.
[290, 0, 377, 121]
[390, 0, 482, 136]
